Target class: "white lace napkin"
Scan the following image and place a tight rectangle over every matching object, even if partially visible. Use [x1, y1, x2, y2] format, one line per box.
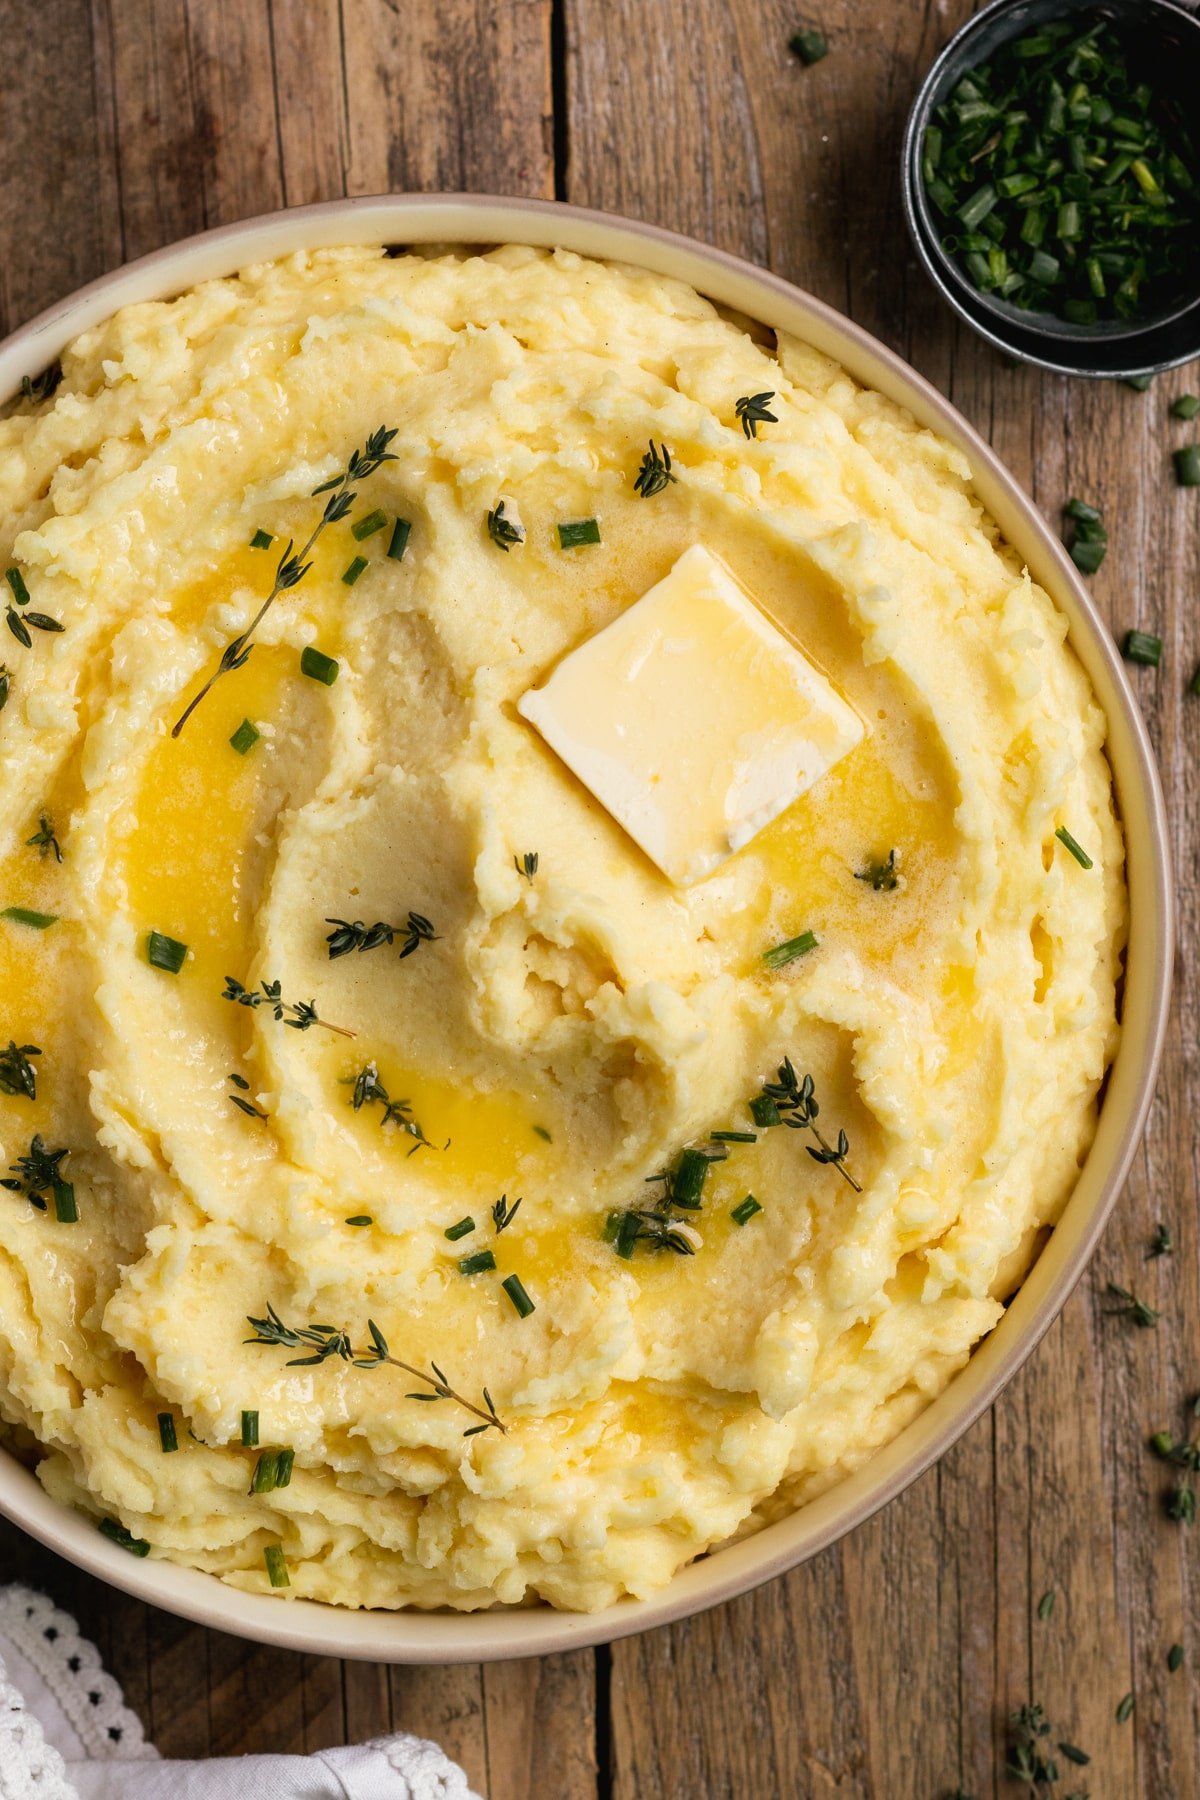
[0, 1585, 482, 1800]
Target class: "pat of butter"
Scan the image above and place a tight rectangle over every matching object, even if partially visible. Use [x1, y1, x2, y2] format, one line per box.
[518, 545, 864, 885]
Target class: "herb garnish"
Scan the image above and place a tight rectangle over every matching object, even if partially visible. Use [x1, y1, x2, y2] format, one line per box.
[387, 518, 411, 561]
[5, 566, 63, 645]
[250, 528, 274, 550]
[1006, 1702, 1089, 1793]
[0, 1041, 39, 1100]
[223, 976, 355, 1038]
[245, 1303, 506, 1435]
[501, 1274, 536, 1318]
[491, 1194, 521, 1233]
[241, 1410, 259, 1447]
[229, 718, 260, 755]
[99, 1518, 150, 1557]
[459, 1249, 496, 1276]
[352, 508, 387, 541]
[633, 440, 677, 498]
[264, 1543, 290, 1587]
[2, 1135, 76, 1220]
[759, 1059, 862, 1191]
[26, 814, 62, 862]
[1174, 445, 1200, 487]
[1147, 1221, 1173, 1258]
[0, 906, 58, 929]
[606, 1207, 698, 1258]
[445, 1216, 475, 1241]
[731, 1194, 763, 1226]
[1037, 1589, 1055, 1621]
[735, 392, 778, 437]
[855, 849, 898, 891]
[486, 500, 524, 551]
[20, 362, 62, 404]
[514, 852, 538, 883]
[0, 665, 10, 713]
[1169, 1642, 1185, 1672]
[1149, 1392, 1200, 1524]
[1116, 1692, 1135, 1725]
[1055, 826, 1093, 870]
[342, 555, 368, 587]
[789, 27, 828, 66]
[146, 931, 188, 974]
[346, 1061, 430, 1149]
[250, 1447, 295, 1493]
[1104, 1280, 1159, 1327]
[324, 912, 437, 959]
[1172, 394, 1200, 420]
[173, 427, 397, 736]
[1063, 497, 1108, 574]
[227, 1072, 267, 1120]
[762, 930, 818, 969]
[1124, 629, 1162, 666]
[157, 1413, 178, 1453]
[300, 645, 339, 686]
[558, 518, 601, 549]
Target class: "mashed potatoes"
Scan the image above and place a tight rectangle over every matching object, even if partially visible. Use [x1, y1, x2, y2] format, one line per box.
[0, 244, 1125, 1611]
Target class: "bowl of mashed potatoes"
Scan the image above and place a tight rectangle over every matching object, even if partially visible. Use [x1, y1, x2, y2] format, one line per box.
[0, 197, 1171, 1662]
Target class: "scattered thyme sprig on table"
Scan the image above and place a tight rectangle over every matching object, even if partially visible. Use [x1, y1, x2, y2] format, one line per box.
[0, 1041, 39, 1100]
[26, 813, 62, 862]
[1147, 1221, 1173, 1258]
[760, 1059, 862, 1191]
[633, 439, 677, 498]
[1006, 1702, 1090, 1795]
[345, 1061, 432, 1151]
[1149, 1393, 1200, 1525]
[245, 1303, 505, 1436]
[222, 976, 356, 1039]
[324, 912, 437, 960]
[172, 426, 398, 736]
[735, 391, 777, 438]
[1104, 1281, 1160, 1328]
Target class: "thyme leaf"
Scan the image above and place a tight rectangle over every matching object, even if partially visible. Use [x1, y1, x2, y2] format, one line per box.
[2, 1133, 75, 1218]
[227, 1072, 268, 1121]
[735, 391, 778, 437]
[0, 1041, 40, 1100]
[173, 426, 398, 735]
[491, 1194, 522, 1234]
[514, 851, 538, 883]
[486, 500, 524, 551]
[759, 1058, 862, 1191]
[245, 1302, 506, 1435]
[855, 848, 899, 891]
[633, 439, 677, 498]
[222, 976, 355, 1039]
[345, 1061, 431, 1151]
[26, 813, 62, 863]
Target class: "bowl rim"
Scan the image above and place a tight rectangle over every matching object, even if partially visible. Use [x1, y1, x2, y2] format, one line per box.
[0, 193, 1174, 1664]
[899, 0, 1200, 378]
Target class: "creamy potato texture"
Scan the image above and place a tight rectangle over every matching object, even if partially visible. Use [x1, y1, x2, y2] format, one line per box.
[0, 245, 1125, 1611]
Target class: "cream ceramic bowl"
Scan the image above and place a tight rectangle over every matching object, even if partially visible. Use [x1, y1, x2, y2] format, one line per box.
[0, 196, 1173, 1663]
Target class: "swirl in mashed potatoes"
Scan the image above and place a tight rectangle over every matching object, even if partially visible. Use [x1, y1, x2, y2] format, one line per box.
[0, 245, 1124, 1610]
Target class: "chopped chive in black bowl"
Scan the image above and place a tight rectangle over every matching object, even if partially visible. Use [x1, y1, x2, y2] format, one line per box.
[921, 11, 1200, 330]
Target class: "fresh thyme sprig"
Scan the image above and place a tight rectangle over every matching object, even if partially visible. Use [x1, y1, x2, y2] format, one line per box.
[760, 1059, 862, 1191]
[486, 500, 524, 551]
[2, 1134, 75, 1219]
[20, 362, 62, 404]
[324, 912, 437, 960]
[172, 426, 398, 736]
[26, 813, 62, 862]
[633, 440, 677, 498]
[1104, 1281, 1160, 1328]
[1005, 1702, 1090, 1795]
[514, 852, 538, 883]
[735, 391, 778, 438]
[0, 1041, 39, 1100]
[345, 1061, 431, 1151]
[245, 1303, 506, 1436]
[855, 849, 898, 891]
[222, 976, 356, 1039]
[491, 1194, 522, 1233]
[227, 1072, 267, 1120]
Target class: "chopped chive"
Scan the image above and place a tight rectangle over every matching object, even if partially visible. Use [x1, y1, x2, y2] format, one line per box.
[710, 1129, 757, 1144]
[1037, 1589, 1055, 1620]
[99, 1518, 150, 1557]
[445, 1217, 475, 1241]
[557, 518, 601, 550]
[351, 508, 388, 541]
[1171, 394, 1200, 420]
[731, 1194, 763, 1226]
[1123, 373, 1154, 391]
[341, 555, 368, 586]
[1116, 1692, 1134, 1725]
[673, 1147, 712, 1210]
[275, 1447, 294, 1486]
[502, 1273, 535, 1317]
[157, 1412, 178, 1453]
[0, 906, 58, 929]
[1123, 629, 1162, 666]
[532, 1124, 552, 1142]
[229, 718, 260, 755]
[241, 1409, 259, 1447]
[300, 646, 339, 685]
[1055, 826, 1093, 870]
[250, 529, 274, 550]
[458, 1249, 497, 1275]
[762, 930, 818, 969]
[614, 1210, 641, 1259]
[1190, 664, 1200, 697]
[750, 1093, 781, 1128]
[1168, 1642, 1185, 1672]
[345, 1214, 373, 1227]
[250, 1447, 294, 1493]
[5, 568, 30, 607]
[1174, 446, 1200, 487]
[52, 1181, 77, 1223]
[386, 517, 411, 561]
[146, 930, 188, 973]
[1070, 536, 1107, 574]
[788, 27, 827, 65]
[263, 1543, 290, 1588]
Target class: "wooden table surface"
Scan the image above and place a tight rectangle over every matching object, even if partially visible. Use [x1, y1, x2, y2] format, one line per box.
[1, 2, 1197, 1795]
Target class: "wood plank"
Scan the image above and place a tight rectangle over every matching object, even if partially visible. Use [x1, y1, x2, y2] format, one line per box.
[568, 1, 1197, 1794]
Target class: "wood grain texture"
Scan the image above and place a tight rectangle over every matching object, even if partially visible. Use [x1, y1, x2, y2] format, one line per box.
[1, 2, 1197, 1796]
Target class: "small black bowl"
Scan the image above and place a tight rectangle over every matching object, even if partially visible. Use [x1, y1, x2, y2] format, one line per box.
[901, 0, 1200, 377]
